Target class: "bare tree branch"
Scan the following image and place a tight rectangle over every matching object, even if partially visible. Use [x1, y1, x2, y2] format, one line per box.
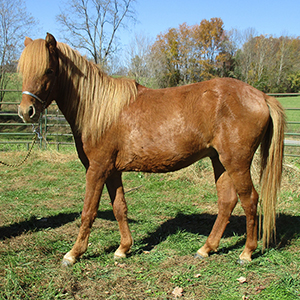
[0, 0, 36, 105]
[57, 0, 136, 66]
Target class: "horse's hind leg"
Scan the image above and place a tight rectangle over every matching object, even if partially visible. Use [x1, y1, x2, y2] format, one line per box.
[209, 152, 259, 262]
[232, 171, 259, 262]
[106, 172, 133, 259]
[196, 156, 238, 258]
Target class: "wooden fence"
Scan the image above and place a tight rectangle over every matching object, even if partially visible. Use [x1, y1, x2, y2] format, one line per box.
[0, 90, 300, 156]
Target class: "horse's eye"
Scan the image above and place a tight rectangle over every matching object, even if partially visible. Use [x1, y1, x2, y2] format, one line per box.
[45, 68, 54, 75]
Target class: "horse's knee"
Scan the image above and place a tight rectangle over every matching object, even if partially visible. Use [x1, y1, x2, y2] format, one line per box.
[81, 210, 98, 226]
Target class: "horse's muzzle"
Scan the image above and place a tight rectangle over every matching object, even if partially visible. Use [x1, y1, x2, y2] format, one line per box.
[18, 104, 38, 123]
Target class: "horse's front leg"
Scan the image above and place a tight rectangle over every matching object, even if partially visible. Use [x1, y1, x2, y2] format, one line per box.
[106, 172, 133, 259]
[62, 164, 105, 266]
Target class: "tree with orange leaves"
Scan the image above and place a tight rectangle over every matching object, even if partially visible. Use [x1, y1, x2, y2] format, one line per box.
[193, 18, 230, 80]
[151, 18, 233, 87]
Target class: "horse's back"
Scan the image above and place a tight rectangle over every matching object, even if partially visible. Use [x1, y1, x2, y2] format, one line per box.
[115, 78, 270, 173]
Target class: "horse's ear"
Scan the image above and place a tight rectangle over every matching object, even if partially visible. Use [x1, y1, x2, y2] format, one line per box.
[24, 37, 33, 47]
[45, 33, 57, 49]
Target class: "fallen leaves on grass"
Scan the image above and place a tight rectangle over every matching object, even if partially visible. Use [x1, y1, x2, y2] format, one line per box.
[237, 276, 247, 284]
[255, 285, 266, 294]
[172, 286, 184, 298]
[114, 262, 126, 268]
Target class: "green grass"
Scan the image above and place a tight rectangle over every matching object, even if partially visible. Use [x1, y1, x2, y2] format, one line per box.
[1, 73, 22, 104]
[277, 96, 300, 157]
[279, 96, 300, 108]
[279, 96, 300, 132]
[0, 150, 300, 299]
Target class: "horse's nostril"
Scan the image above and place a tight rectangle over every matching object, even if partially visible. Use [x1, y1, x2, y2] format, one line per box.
[28, 105, 35, 119]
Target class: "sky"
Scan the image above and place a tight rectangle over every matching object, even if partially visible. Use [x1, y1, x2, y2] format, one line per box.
[25, 0, 300, 50]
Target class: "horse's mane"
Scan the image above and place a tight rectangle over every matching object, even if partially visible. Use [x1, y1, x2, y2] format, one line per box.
[18, 39, 138, 143]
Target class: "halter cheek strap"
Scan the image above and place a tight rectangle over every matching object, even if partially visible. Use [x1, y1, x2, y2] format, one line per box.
[22, 91, 45, 105]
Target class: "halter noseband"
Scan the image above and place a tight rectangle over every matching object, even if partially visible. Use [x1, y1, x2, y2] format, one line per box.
[22, 76, 57, 107]
[22, 91, 45, 105]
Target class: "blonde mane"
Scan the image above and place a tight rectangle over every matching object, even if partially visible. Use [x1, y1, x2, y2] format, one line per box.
[18, 39, 138, 143]
[18, 39, 50, 84]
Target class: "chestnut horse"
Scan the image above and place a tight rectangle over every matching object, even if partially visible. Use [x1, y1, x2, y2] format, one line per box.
[18, 33, 285, 266]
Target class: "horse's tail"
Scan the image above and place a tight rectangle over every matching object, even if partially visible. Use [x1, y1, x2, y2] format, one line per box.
[259, 95, 286, 249]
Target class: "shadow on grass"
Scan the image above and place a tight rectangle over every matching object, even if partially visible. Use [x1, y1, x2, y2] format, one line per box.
[1, 210, 299, 256]
[0, 212, 81, 240]
[138, 212, 300, 254]
[138, 213, 247, 254]
[0, 210, 125, 240]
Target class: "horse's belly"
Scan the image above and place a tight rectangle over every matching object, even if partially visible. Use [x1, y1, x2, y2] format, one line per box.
[117, 144, 214, 173]
[116, 112, 214, 173]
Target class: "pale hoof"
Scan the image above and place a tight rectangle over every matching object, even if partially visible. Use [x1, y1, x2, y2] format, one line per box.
[62, 259, 73, 267]
[62, 252, 76, 267]
[114, 249, 126, 260]
[194, 249, 209, 260]
[238, 253, 252, 265]
[194, 253, 206, 259]
[237, 258, 251, 265]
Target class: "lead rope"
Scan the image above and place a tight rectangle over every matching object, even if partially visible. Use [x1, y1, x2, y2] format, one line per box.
[0, 125, 41, 167]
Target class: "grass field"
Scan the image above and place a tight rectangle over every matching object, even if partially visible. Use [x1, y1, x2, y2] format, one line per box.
[277, 96, 300, 157]
[1, 78, 300, 298]
[279, 96, 300, 133]
[0, 149, 299, 299]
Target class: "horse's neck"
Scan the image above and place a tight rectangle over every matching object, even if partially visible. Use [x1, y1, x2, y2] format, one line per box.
[54, 88, 79, 136]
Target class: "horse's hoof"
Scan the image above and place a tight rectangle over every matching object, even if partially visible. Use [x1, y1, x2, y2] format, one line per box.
[62, 252, 76, 267]
[114, 248, 127, 260]
[62, 259, 73, 267]
[114, 253, 126, 260]
[237, 258, 250, 265]
[194, 253, 206, 260]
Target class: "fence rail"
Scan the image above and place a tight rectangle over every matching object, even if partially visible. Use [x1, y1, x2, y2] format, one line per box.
[1, 91, 300, 156]
[0, 90, 74, 150]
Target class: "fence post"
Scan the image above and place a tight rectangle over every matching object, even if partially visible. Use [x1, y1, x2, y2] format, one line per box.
[0, 92, 75, 151]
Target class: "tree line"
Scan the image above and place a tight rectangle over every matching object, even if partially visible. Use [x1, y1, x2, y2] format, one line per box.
[127, 18, 300, 93]
[1, 0, 299, 99]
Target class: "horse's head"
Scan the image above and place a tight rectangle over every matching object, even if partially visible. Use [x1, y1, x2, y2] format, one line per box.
[18, 33, 59, 123]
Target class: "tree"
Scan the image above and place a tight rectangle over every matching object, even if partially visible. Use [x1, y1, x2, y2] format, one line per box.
[125, 33, 154, 85]
[274, 37, 300, 92]
[231, 28, 258, 83]
[193, 18, 229, 80]
[154, 27, 182, 87]
[177, 23, 197, 84]
[150, 18, 233, 87]
[288, 72, 300, 92]
[57, 0, 136, 66]
[234, 33, 300, 92]
[0, 0, 36, 106]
